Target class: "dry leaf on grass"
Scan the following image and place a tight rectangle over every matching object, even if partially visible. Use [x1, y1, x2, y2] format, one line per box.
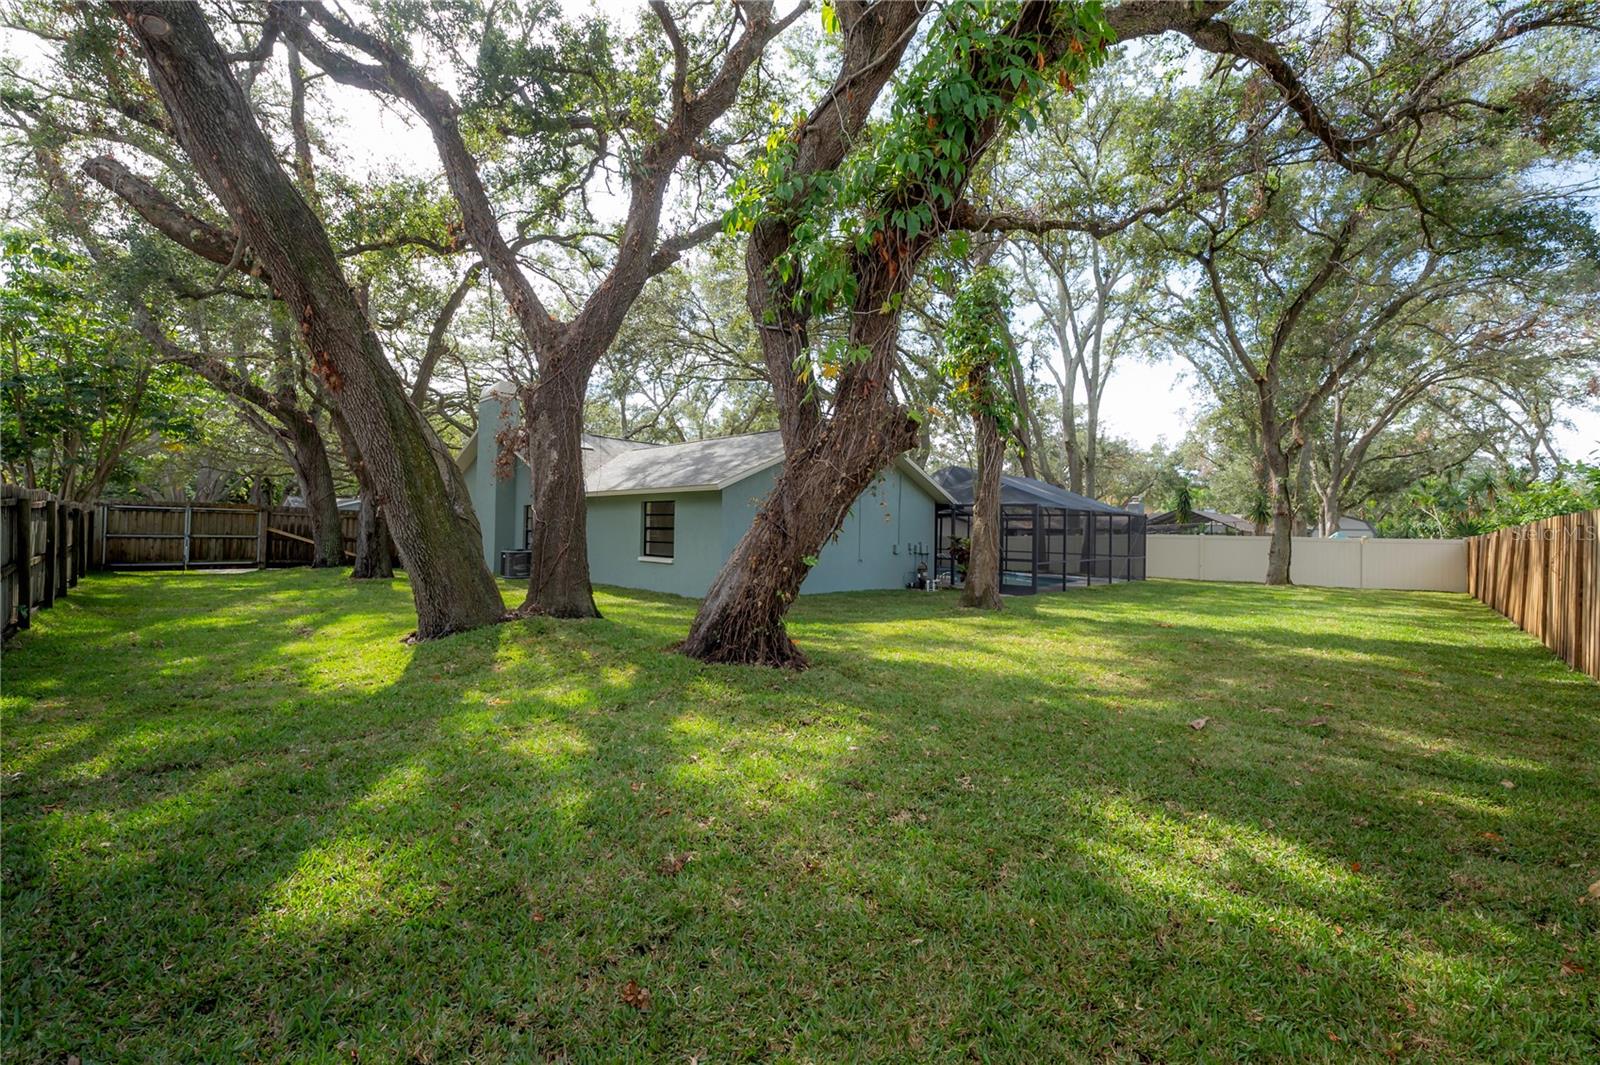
[1188, 717, 1209, 730]
[658, 852, 691, 877]
[1500, 779, 1516, 789]
[620, 980, 652, 1010]
[1559, 958, 1586, 977]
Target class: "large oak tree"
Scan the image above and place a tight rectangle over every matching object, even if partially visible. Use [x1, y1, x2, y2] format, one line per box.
[107, 1, 503, 636]
[277, 0, 804, 618]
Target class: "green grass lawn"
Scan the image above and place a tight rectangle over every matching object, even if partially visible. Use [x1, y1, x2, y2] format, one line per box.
[2, 571, 1597, 1063]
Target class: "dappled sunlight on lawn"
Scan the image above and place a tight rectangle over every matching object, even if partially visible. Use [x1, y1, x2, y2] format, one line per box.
[253, 831, 453, 938]
[1355, 721, 1555, 776]
[3, 570, 1596, 1062]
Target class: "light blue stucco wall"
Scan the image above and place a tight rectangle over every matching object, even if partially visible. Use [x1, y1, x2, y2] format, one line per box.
[461, 392, 530, 572]
[586, 491, 726, 596]
[462, 389, 940, 595]
[720, 461, 937, 595]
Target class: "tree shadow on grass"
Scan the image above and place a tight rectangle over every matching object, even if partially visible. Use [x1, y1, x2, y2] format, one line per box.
[3, 572, 1597, 1061]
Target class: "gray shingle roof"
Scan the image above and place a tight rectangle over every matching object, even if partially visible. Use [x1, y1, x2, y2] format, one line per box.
[464, 421, 954, 503]
[585, 432, 783, 494]
[1146, 508, 1256, 532]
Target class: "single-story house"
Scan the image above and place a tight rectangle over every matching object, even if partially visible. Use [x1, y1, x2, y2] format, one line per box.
[457, 383, 953, 596]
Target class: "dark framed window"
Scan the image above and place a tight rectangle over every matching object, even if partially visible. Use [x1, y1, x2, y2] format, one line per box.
[523, 505, 534, 549]
[642, 500, 675, 559]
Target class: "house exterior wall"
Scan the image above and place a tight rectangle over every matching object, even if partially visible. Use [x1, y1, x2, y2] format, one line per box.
[586, 491, 726, 596]
[721, 462, 937, 595]
[462, 392, 526, 572]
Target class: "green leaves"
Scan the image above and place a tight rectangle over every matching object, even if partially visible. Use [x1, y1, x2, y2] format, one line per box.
[939, 266, 1020, 434]
[1, 230, 203, 495]
[729, 1, 1113, 327]
[819, 1, 840, 37]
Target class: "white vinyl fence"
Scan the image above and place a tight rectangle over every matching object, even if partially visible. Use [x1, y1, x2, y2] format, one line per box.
[1147, 535, 1467, 592]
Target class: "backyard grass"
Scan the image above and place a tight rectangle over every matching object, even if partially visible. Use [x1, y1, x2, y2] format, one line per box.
[2, 571, 1597, 1063]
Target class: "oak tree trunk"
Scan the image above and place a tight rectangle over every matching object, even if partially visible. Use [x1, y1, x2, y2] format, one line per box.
[520, 370, 599, 618]
[284, 413, 344, 568]
[328, 405, 394, 579]
[352, 493, 394, 580]
[678, 411, 919, 667]
[117, 2, 502, 638]
[1062, 387, 1084, 495]
[1318, 484, 1342, 539]
[1084, 391, 1100, 501]
[961, 409, 1004, 610]
[1264, 445, 1295, 585]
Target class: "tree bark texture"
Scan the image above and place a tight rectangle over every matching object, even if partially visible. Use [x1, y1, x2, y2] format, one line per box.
[520, 370, 599, 618]
[677, 403, 921, 667]
[114, 2, 502, 638]
[1263, 439, 1295, 585]
[328, 404, 394, 579]
[285, 412, 345, 568]
[352, 493, 394, 580]
[961, 408, 1005, 611]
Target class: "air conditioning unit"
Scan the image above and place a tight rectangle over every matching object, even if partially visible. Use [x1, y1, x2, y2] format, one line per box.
[499, 549, 532, 579]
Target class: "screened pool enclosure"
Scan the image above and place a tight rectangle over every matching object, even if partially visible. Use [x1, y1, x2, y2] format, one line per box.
[929, 468, 1147, 595]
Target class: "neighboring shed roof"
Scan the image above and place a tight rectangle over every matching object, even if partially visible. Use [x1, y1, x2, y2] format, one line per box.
[1147, 508, 1257, 533]
[283, 495, 362, 511]
[931, 467, 1132, 514]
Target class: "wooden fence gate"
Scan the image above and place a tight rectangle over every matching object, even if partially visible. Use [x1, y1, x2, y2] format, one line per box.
[2, 485, 93, 638]
[1467, 508, 1598, 682]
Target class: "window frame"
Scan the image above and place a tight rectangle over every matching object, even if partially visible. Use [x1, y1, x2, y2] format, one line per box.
[640, 499, 675, 562]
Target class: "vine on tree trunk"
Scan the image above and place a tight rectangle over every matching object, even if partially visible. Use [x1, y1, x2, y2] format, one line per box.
[941, 266, 1017, 611]
[679, 3, 1113, 666]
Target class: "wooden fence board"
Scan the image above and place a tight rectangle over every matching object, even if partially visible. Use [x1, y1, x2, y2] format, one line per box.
[2, 485, 91, 640]
[1467, 508, 1598, 681]
[97, 502, 394, 569]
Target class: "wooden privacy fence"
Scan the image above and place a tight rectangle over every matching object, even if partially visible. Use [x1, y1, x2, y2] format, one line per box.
[1467, 508, 1598, 681]
[2, 485, 93, 638]
[98, 502, 394, 568]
